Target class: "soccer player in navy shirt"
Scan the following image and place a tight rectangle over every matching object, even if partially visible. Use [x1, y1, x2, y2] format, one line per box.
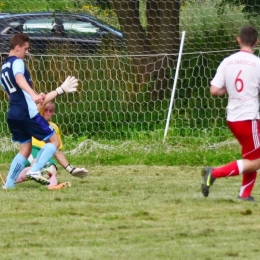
[1, 33, 78, 188]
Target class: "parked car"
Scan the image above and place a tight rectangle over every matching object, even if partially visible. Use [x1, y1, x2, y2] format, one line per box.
[0, 12, 123, 55]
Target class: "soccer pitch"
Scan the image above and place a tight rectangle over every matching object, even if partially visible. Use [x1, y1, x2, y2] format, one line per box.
[0, 165, 259, 260]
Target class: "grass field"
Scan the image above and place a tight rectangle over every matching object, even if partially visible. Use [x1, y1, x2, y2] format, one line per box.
[1, 164, 260, 260]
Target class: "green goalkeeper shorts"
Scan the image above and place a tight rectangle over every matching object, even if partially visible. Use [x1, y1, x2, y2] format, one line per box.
[24, 146, 57, 167]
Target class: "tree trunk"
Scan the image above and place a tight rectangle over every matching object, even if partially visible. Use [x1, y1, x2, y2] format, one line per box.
[110, 0, 180, 99]
[146, 0, 180, 53]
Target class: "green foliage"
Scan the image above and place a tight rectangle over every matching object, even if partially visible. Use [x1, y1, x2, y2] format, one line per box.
[95, 0, 112, 10]
[180, 0, 253, 52]
[220, 0, 260, 17]
[0, 0, 74, 12]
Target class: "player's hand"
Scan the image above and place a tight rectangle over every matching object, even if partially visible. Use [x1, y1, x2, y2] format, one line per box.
[56, 76, 78, 95]
[39, 93, 46, 100]
[71, 168, 89, 178]
[32, 93, 45, 104]
[65, 164, 89, 178]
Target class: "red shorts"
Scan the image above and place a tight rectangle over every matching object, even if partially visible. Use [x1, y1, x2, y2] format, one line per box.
[228, 120, 260, 160]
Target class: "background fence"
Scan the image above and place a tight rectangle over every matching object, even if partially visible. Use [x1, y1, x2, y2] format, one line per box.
[0, 0, 260, 159]
[0, 50, 249, 138]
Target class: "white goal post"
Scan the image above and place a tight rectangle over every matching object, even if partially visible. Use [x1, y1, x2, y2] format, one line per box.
[163, 31, 186, 143]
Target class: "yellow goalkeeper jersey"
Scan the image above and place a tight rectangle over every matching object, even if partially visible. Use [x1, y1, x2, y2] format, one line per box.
[32, 121, 63, 149]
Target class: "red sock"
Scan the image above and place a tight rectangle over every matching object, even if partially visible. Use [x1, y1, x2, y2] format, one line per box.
[212, 161, 240, 178]
[239, 172, 257, 198]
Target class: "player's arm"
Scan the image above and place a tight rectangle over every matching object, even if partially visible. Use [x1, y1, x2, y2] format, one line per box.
[54, 149, 69, 168]
[37, 90, 59, 111]
[15, 73, 44, 103]
[37, 76, 79, 111]
[13, 59, 44, 103]
[54, 150, 89, 178]
[210, 85, 227, 96]
[210, 60, 227, 96]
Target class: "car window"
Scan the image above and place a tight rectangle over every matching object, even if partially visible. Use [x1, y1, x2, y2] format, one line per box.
[6, 16, 101, 39]
[62, 18, 100, 38]
[23, 18, 53, 36]
[2, 15, 106, 41]
[3, 20, 24, 34]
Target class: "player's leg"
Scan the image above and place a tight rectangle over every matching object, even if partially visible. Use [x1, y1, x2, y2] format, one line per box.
[4, 142, 31, 188]
[4, 119, 32, 189]
[28, 134, 59, 173]
[40, 157, 72, 190]
[231, 120, 260, 200]
[201, 160, 242, 197]
[16, 166, 31, 183]
[18, 143, 60, 187]
[42, 162, 73, 190]
[16, 163, 58, 187]
[42, 163, 58, 187]
[202, 120, 259, 198]
[25, 114, 60, 185]
[238, 172, 257, 201]
[47, 173, 58, 187]
[40, 163, 72, 190]
[16, 147, 39, 184]
[39, 161, 72, 190]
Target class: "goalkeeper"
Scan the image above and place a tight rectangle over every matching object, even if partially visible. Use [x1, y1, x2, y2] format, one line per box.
[16, 101, 89, 189]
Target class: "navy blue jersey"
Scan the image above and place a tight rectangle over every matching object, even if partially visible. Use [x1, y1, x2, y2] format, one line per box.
[1, 56, 38, 119]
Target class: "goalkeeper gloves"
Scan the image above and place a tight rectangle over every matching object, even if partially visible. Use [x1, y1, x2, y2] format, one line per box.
[65, 164, 89, 178]
[56, 76, 78, 95]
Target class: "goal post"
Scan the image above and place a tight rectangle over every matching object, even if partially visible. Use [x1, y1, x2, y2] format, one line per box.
[163, 31, 186, 143]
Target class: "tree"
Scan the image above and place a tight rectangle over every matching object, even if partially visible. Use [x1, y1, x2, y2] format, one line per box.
[108, 0, 180, 99]
[110, 0, 180, 55]
[220, 0, 260, 16]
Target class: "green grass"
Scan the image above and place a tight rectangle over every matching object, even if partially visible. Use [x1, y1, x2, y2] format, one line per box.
[0, 1, 259, 257]
[0, 135, 241, 167]
[1, 165, 260, 259]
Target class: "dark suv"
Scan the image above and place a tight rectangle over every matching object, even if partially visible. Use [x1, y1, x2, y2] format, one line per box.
[0, 12, 123, 55]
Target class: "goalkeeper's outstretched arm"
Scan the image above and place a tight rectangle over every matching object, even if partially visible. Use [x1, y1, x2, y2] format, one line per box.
[37, 76, 79, 111]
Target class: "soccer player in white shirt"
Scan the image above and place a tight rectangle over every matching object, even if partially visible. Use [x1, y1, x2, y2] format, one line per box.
[201, 25, 260, 202]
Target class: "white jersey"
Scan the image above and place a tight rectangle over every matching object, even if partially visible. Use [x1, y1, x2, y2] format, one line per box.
[211, 50, 260, 121]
